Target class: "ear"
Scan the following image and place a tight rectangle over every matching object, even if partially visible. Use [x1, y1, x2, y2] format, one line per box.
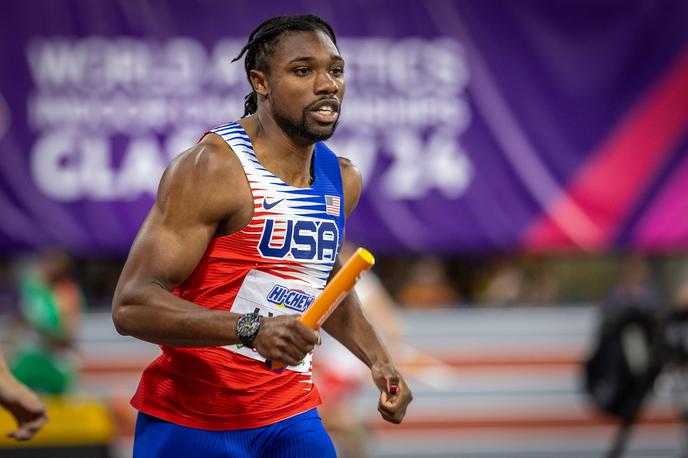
[249, 69, 269, 97]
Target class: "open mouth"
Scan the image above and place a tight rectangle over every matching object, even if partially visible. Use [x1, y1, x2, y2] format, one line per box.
[309, 99, 340, 124]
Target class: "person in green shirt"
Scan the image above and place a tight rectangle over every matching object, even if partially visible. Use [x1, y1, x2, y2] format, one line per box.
[12, 250, 84, 395]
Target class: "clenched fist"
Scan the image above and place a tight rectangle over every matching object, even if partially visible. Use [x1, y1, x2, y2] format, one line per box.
[371, 361, 412, 424]
[253, 315, 320, 367]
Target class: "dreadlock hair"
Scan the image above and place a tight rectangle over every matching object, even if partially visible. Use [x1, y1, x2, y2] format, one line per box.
[232, 15, 337, 118]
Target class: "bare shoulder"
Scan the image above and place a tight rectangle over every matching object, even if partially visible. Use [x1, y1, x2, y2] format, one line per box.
[337, 156, 362, 217]
[166, 133, 240, 184]
[156, 132, 251, 224]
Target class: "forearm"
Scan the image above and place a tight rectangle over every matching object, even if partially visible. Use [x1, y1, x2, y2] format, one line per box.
[113, 282, 241, 347]
[0, 352, 11, 378]
[0, 352, 20, 400]
[322, 290, 393, 368]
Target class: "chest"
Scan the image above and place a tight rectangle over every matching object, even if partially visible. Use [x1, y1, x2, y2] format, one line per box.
[252, 187, 343, 264]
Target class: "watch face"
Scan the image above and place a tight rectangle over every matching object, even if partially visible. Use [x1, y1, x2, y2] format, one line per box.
[240, 320, 257, 335]
[238, 314, 260, 338]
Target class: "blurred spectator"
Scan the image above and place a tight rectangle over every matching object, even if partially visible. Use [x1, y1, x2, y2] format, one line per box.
[584, 254, 662, 418]
[481, 259, 526, 305]
[675, 284, 688, 313]
[523, 268, 561, 306]
[604, 254, 659, 316]
[397, 256, 459, 308]
[10, 249, 84, 394]
[477, 257, 561, 306]
[670, 276, 688, 453]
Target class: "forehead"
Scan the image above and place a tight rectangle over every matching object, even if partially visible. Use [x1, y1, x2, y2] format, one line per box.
[269, 30, 341, 64]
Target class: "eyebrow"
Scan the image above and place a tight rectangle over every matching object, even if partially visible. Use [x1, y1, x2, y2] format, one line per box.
[287, 54, 344, 65]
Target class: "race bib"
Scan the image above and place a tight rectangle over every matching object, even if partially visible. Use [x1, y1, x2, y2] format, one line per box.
[224, 269, 321, 373]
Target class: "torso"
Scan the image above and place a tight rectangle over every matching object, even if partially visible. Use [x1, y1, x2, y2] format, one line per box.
[130, 122, 346, 430]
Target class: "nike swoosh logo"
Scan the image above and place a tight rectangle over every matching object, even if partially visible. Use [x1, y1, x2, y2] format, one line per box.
[263, 197, 285, 210]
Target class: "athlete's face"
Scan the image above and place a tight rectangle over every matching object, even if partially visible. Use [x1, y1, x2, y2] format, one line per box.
[256, 30, 345, 143]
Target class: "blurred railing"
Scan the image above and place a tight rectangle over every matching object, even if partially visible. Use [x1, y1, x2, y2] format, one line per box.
[2, 306, 684, 457]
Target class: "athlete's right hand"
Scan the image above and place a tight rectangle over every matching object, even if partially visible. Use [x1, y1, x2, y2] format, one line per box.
[253, 315, 319, 366]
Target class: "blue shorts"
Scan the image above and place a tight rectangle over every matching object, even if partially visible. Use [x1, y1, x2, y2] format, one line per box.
[133, 409, 336, 458]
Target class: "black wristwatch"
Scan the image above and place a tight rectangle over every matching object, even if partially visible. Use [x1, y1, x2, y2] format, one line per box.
[236, 312, 261, 348]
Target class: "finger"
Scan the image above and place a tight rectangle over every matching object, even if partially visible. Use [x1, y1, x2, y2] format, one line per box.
[279, 341, 309, 366]
[27, 415, 48, 432]
[379, 392, 410, 418]
[268, 328, 308, 363]
[275, 350, 301, 367]
[387, 375, 401, 395]
[378, 393, 399, 414]
[287, 329, 317, 355]
[315, 330, 322, 346]
[293, 321, 319, 345]
[9, 416, 46, 441]
[266, 344, 298, 367]
[379, 402, 406, 424]
[380, 386, 403, 405]
[8, 428, 31, 441]
[286, 332, 315, 358]
[378, 405, 402, 424]
[290, 333, 316, 355]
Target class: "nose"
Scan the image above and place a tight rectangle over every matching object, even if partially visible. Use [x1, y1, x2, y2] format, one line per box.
[314, 70, 338, 95]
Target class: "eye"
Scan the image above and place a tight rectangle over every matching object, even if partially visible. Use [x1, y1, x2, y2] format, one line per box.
[330, 67, 344, 77]
[294, 67, 311, 76]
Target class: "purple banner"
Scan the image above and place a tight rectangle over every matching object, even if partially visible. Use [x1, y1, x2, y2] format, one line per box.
[0, 0, 687, 254]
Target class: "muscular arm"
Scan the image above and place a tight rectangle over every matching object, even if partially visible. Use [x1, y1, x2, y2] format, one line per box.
[112, 133, 246, 347]
[322, 158, 391, 366]
[112, 134, 319, 364]
[322, 258, 393, 367]
[322, 157, 412, 423]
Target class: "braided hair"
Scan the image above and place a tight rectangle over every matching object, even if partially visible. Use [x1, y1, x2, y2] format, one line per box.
[232, 15, 337, 118]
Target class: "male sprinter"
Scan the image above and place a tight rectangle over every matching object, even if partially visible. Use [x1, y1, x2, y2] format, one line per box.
[113, 14, 412, 457]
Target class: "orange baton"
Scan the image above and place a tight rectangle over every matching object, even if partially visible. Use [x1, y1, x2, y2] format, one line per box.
[269, 248, 375, 371]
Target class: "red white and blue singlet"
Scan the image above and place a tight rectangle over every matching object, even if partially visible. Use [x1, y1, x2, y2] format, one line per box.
[131, 122, 346, 430]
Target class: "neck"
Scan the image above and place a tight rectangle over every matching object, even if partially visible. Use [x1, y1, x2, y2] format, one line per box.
[240, 111, 315, 188]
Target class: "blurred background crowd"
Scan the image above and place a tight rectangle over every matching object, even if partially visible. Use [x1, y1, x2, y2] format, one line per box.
[0, 0, 687, 457]
[3, 249, 688, 312]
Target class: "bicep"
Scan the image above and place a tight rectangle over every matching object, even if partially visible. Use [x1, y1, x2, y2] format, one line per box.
[116, 140, 238, 298]
[120, 204, 216, 293]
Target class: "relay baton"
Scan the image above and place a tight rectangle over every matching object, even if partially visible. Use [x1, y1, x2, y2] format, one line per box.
[268, 248, 375, 371]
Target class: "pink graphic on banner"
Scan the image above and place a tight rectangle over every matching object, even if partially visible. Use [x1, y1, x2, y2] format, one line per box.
[1, 0, 687, 253]
[632, 152, 688, 249]
[525, 48, 688, 250]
